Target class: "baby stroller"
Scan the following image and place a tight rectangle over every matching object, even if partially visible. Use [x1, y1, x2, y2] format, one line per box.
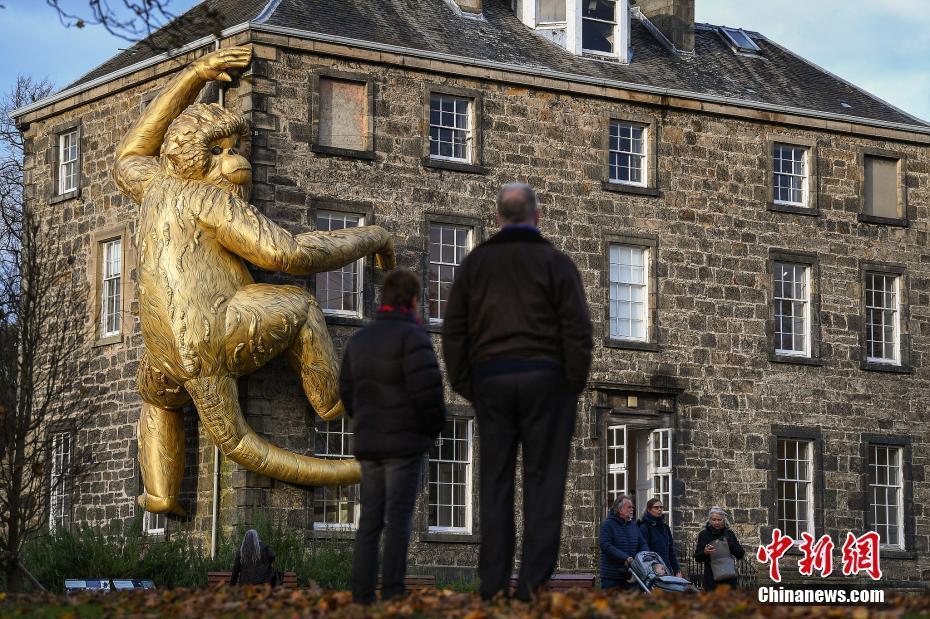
[630, 551, 698, 593]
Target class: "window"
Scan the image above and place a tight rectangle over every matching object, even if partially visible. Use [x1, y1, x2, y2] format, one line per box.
[868, 444, 903, 548]
[428, 223, 472, 323]
[865, 273, 899, 364]
[429, 94, 472, 162]
[776, 438, 813, 539]
[719, 27, 760, 53]
[773, 262, 810, 356]
[605, 425, 627, 506]
[582, 0, 617, 54]
[773, 144, 808, 206]
[864, 155, 902, 220]
[315, 211, 365, 317]
[650, 429, 672, 526]
[609, 244, 648, 341]
[537, 0, 565, 22]
[313, 417, 359, 529]
[99, 238, 122, 338]
[49, 432, 72, 530]
[609, 121, 646, 186]
[58, 128, 79, 195]
[143, 510, 166, 536]
[315, 76, 370, 153]
[428, 417, 473, 533]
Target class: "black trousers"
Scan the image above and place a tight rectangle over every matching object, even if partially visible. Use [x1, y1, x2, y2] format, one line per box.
[472, 368, 577, 601]
[351, 454, 423, 604]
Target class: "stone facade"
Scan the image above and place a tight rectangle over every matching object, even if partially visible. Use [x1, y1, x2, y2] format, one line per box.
[17, 27, 930, 589]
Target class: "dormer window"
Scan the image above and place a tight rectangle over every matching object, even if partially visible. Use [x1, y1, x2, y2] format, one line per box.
[537, 0, 566, 23]
[719, 26, 760, 53]
[582, 0, 617, 54]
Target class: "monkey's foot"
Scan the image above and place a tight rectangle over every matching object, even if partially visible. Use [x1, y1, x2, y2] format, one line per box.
[318, 400, 345, 421]
[374, 241, 396, 271]
[137, 492, 187, 517]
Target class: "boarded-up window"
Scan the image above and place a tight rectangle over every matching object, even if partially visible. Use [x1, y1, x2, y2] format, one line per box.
[864, 156, 900, 219]
[318, 78, 368, 152]
[537, 0, 566, 22]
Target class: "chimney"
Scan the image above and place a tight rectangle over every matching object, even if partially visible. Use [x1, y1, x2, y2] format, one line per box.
[452, 0, 483, 14]
[636, 0, 694, 53]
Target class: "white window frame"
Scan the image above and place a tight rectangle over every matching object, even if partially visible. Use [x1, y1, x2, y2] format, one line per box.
[536, 0, 566, 23]
[773, 262, 811, 357]
[49, 432, 72, 530]
[58, 129, 79, 195]
[100, 238, 122, 338]
[315, 211, 365, 318]
[776, 438, 814, 540]
[428, 223, 473, 324]
[649, 428, 673, 529]
[608, 121, 647, 187]
[865, 273, 900, 365]
[428, 417, 473, 534]
[609, 244, 648, 341]
[868, 444, 904, 549]
[312, 417, 359, 530]
[581, 0, 618, 56]
[773, 144, 809, 207]
[428, 94, 473, 163]
[143, 510, 166, 536]
[605, 424, 627, 507]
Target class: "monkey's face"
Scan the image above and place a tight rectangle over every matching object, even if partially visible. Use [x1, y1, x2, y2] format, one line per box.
[206, 135, 251, 200]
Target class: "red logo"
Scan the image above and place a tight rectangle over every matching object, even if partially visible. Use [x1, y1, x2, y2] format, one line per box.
[757, 530, 883, 581]
[841, 531, 883, 580]
[798, 533, 834, 577]
[756, 528, 794, 582]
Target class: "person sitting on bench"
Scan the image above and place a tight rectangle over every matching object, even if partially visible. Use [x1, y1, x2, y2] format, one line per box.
[230, 529, 278, 586]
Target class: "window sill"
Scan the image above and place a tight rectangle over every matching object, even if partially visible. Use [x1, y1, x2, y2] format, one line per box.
[323, 314, 366, 328]
[311, 144, 377, 161]
[769, 353, 822, 367]
[49, 188, 81, 205]
[422, 158, 488, 175]
[93, 333, 123, 348]
[308, 528, 357, 540]
[421, 531, 479, 544]
[603, 338, 659, 352]
[860, 361, 912, 374]
[424, 322, 443, 334]
[768, 202, 819, 217]
[858, 213, 908, 228]
[600, 181, 659, 197]
[878, 549, 916, 560]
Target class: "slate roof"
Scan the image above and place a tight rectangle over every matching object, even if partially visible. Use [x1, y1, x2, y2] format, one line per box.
[63, 0, 928, 128]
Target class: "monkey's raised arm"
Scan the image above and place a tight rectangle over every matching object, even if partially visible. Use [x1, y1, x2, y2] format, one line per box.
[198, 185, 395, 275]
[113, 46, 252, 203]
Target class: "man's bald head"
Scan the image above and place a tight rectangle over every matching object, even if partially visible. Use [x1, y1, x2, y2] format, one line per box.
[496, 183, 538, 225]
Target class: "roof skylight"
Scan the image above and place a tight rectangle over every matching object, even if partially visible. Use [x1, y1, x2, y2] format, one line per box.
[719, 27, 761, 53]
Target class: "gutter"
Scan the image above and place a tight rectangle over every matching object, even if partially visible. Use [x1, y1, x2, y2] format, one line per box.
[12, 19, 930, 137]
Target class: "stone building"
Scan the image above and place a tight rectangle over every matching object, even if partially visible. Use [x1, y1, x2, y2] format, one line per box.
[13, 0, 930, 588]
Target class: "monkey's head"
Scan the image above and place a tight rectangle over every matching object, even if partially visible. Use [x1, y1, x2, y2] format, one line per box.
[160, 103, 252, 200]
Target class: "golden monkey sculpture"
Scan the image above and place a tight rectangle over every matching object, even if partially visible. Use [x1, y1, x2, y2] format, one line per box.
[113, 46, 395, 516]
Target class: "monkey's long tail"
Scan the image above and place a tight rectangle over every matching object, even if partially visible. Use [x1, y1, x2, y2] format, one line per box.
[185, 374, 360, 486]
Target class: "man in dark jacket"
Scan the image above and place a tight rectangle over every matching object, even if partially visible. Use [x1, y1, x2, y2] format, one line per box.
[599, 496, 649, 590]
[340, 268, 446, 605]
[442, 184, 593, 601]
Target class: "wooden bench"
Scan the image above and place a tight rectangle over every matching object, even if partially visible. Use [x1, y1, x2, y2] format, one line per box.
[207, 571, 298, 588]
[510, 573, 596, 592]
[400, 574, 437, 590]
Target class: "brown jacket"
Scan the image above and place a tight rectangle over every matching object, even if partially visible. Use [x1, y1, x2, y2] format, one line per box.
[442, 226, 593, 400]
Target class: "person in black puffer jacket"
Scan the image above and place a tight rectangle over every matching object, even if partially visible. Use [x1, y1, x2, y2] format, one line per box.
[693, 506, 745, 591]
[599, 495, 650, 591]
[637, 498, 682, 577]
[340, 268, 446, 605]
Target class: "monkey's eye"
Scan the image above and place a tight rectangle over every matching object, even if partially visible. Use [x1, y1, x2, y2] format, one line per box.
[210, 146, 223, 156]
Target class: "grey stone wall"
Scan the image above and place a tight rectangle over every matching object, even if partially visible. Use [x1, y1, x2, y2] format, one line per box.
[23, 40, 930, 588]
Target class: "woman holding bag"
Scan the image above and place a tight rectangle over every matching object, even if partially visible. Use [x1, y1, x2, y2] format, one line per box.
[693, 506, 745, 590]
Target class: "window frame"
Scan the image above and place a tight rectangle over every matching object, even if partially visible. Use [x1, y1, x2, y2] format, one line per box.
[536, 0, 566, 24]
[768, 427, 824, 543]
[427, 416, 474, 535]
[860, 435, 914, 557]
[581, 0, 619, 57]
[49, 120, 82, 204]
[48, 430, 73, 531]
[143, 510, 167, 536]
[89, 226, 132, 347]
[649, 428, 673, 529]
[601, 114, 659, 196]
[767, 250, 821, 365]
[422, 214, 482, 330]
[766, 136, 818, 215]
[859, 261, 911, 373]
[422, 85, 487, 174]
[604, 424, 628, 508]
[309, 69, 376, 160]
[859, 147, 908, 227]
[311, 416, 360, 532]
[311, 200, 374, 323]
[603, 233, 659, 351]
[719, 26, 761, 53]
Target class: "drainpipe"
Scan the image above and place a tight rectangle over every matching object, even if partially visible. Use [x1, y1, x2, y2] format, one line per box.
[210, 35, 222, 560]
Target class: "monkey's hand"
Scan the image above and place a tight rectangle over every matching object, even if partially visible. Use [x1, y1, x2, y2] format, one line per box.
[191, 45, 252, 83]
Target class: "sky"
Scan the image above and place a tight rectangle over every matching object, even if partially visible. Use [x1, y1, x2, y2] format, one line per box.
[0, 0, 927, 122]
